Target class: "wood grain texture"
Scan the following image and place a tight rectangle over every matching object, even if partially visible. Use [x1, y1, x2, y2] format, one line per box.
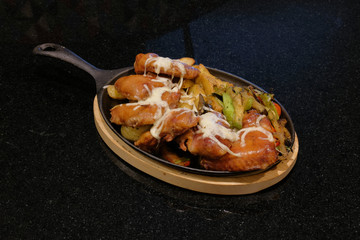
[93, 96, 299, 195]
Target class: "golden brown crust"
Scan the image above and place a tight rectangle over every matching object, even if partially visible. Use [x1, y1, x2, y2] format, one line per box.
[134, 109, 199, 152]
[176, 129, 232, 159]
[114, 75, 163, 101]
[110, 91, 181, 127]
[200, 111, 278, 171]
[159, 109, 199, 142]
[200, 132, 278, 171]
[110, 104, 163, 127]
[134, 53, 200, 79]
[134, 131, 159, 152]
[242, 110, 274, 132]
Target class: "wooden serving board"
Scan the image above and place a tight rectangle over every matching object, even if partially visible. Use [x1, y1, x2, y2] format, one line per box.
[93, 96, 299, 195]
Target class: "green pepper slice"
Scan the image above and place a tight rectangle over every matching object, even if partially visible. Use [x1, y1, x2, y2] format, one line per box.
[222, 92, 235, 126]
[260, 93, 279, 120]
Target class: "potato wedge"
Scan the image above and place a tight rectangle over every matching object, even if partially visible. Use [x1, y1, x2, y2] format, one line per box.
[206, 95, 223, 112]
[179, 57, 195, 66]
[195, 72, 214, 95]
[121, 125, 152, 141]
[181, 79, 195, 89]
[188, 84, 206, 109]
[194, 64, 232, 95]
[107, 85, 125, 100]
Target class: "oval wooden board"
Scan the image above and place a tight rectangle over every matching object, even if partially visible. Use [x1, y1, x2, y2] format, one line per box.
[93, 96, 299, 195]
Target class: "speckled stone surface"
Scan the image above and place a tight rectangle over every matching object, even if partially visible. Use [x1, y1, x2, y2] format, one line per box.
[1, 0, 359, 238]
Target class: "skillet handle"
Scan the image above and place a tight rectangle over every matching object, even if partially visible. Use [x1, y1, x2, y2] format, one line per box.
[33, 43, 101, 78]
[33, 43, 125, 91]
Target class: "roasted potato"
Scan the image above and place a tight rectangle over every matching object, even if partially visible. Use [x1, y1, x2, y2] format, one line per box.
[188, 83, 206, 109]
[179, 57, 195, 66]
[121, 125, 152, 141]
[206, 95, 223, 112]
[181, 79, 195, 89]
[107, 85, 125, 100]
[194, 64, 232, 95]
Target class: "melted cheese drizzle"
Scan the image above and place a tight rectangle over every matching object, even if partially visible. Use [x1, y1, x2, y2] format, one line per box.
[179, 94, 198, 113]
[150, 108, 195, 140]
[238, 115, 274, 147]
[144, 56, 186, 88]
[127, 84, 174, 120]
[136, 55, 274, 153]
[125, 73, 184, 139]
[129, 55, 188, 140]
[196, 112, 242, 156]
[196, 113, 274, 157]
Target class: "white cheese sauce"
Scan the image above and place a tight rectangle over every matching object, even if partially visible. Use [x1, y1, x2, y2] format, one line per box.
[144, 56, 186, 88]
[179, 94, 198, 113]
[196, 112, 242, 157]
[239, 115, 274, 147]
[150, 108, 195, 140]
[124, 55, 188, 140]
[134, 55, 274, 153]
[196, 112, 274, 157]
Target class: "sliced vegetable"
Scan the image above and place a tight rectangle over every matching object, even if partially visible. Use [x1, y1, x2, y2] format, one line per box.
[260, 93, 279, 120]
[243, 87, 265, 113]
[244, 97, 254, 111]
[272, 101, 281, 116]
[160, 145, 191, 167]
[173, 157, 191, 167]
[188, 83, 206, 110]
[206, 95, 224, 112]
[222, 92, 235, 126]
[231, 93, 243, 129]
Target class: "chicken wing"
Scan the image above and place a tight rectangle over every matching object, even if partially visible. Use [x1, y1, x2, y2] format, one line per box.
[177, 129, 232, 159]
[176, 111, 233, 159]
[200, 111, 278, 171]
[114, 75, 165, 101]
[242, 110, 275, 132]
[110, 104, 164, 127]
[134, 53, 200, 80]
[110, 90, 181, 127]
[200, 130, 278, 171]
[134, 108, 199, 151]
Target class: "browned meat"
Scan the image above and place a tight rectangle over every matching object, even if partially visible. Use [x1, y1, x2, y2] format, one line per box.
[176, 112, 232, 159]
[114, 74, 164, 101]
[134, 108, 199, 152]
[110, 90, 181, 127]
[110, 104, 164, 127]
[155, 108, 200, 142]
[242, 110, 275, 132]
[200, 111, 278, 171]
[134, 53, 200, 79]
[134, 131, 159, 153]
[200, 130, 278, 171]
[177, 129, 232, 159]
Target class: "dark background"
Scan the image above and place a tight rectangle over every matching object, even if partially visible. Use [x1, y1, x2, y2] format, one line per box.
[1, 0, 360, 238]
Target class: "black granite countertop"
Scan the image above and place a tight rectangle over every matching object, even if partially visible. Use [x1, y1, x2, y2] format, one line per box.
[1, 0, 360, 238]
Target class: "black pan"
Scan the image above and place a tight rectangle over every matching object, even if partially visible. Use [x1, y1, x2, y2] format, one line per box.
[33, 43, 295, 176]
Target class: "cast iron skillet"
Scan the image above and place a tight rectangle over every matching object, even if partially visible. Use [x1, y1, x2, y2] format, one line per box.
[33, 43, 295, 176]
